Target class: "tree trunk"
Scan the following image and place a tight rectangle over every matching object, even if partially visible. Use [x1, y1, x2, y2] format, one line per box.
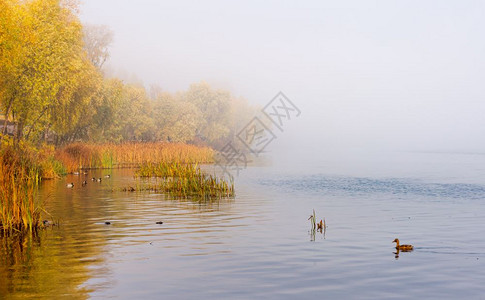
[2, 97, 14, 136]
[15, 121, 24, 145]
[25, 106, 49, 140]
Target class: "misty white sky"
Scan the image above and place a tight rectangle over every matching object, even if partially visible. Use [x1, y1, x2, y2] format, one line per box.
[80, 0, 485, 155]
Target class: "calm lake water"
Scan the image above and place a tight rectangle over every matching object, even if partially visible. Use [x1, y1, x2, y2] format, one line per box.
[1, 151, 485, 299]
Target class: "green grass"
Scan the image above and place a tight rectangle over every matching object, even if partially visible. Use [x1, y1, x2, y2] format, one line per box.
[101, 151, 114, 169]
[135, 162, 234, 199]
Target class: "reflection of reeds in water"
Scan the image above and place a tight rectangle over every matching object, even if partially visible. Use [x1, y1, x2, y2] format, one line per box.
[134, 162, 234, 199]
[56, 142, 214, 172]
[0, 145, 42, 233]
[308, 209, 327, 241]
[0, 232, 94, 298]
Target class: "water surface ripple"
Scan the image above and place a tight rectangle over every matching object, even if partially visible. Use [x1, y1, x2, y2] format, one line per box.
[1, 155, 485, 299]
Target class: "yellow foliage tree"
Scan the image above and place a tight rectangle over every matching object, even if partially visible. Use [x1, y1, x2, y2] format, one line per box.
[0, 0, 27, 133]
[0, 0, 100, 143]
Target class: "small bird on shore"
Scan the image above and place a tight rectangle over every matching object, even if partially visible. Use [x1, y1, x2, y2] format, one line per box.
[393, 238, 414, 251]
[66, 183, 74, 188]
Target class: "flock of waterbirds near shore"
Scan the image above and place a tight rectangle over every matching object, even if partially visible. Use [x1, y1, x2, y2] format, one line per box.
[66, 173, 111, 188]
[59, 172, 161, 227]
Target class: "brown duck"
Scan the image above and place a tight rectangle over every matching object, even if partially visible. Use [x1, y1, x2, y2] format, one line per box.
[393, 238, 413, 251]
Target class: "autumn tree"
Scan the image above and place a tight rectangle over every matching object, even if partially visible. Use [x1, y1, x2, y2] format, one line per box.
[83, 24, 113, 70]
[0, 0, 100, 144]
[152, 91, 201, 143]
[88, 78, 124, 142]
[0, 0, 26, 135]
[182, 82, 232, 145]
[1, 1, 257, 148]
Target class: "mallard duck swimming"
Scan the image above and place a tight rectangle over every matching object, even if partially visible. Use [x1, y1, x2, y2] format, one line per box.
[393, 238, 413, 251]
[97, 178, 102, 182]
[104, 174, 111, 178]
[66, 183, 74, 188]
[82, 181, 88, 186]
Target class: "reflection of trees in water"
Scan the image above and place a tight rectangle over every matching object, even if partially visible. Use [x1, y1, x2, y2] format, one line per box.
[0, 178, 113, 299]
[0, 169, 237, 298]
[0, 231, 95, 299]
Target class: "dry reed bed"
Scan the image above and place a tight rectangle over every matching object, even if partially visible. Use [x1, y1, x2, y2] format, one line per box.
[56, 142, 214, 172]
[0, 144, 43, 234]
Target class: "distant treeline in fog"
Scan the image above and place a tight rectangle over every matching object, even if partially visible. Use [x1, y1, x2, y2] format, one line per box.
[0, 0, 256, 148]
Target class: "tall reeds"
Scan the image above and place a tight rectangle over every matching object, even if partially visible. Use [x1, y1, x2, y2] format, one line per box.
[135, 162, 234, 199]
[0, 142, 43, 233]
[56, 142, 214, 172]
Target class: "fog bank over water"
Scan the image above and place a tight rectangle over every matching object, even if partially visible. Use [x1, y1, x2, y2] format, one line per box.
[81, 0, 485, 157]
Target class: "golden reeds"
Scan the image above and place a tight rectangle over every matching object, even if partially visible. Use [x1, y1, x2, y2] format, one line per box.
[0, 143, 43, 234]
[55, 142, 214, 172]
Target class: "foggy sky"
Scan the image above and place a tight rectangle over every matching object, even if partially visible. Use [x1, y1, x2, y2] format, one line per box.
[80, 0, 485, 155]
